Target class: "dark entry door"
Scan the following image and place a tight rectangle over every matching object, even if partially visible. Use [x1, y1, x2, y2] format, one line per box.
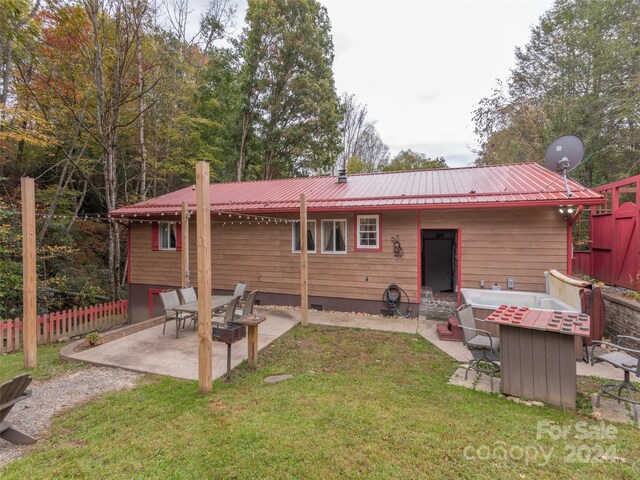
[422, 230, 457, 292]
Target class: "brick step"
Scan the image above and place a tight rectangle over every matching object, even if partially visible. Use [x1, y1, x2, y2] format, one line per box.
[436, 316, 463, 342]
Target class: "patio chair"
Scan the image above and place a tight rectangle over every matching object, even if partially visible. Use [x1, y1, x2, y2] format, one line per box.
[0, 374, 36, 445]
[178, 287, 198, 331]
[216, 282, 247, 315]
[591, 335, 640, 422]
[159, 290, 191, 338]
[233, 281, 247, 300]
[179, 287, 197, 304]
[237, 290, 260, 317]
[456, 304, 501, 391]
[214, 295, 241, 328]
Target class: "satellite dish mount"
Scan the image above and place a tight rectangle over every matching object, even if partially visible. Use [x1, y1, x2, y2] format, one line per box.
[544, 135, 585, 198]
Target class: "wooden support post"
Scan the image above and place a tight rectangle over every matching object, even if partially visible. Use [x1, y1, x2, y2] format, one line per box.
[300, 194, 308, 326]
[21, 177, 37, 368]
[181, 201, 190, 288]
[247, 325, 258, 367]
[196, 162, 212, 393]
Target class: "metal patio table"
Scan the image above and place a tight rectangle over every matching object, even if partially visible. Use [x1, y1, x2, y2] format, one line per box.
[172, 295, 234, 316]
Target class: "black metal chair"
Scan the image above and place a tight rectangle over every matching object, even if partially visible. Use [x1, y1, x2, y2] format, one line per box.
[0, 374, 36, 445]
[591, 335, 640, 422]
[456, 304, 501, 391]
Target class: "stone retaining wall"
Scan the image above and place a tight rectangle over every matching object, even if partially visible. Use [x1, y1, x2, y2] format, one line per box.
[601, 290, 640, 340]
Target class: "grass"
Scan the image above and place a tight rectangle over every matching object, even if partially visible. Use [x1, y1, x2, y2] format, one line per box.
[2, 325, 640, 479]
[0, 344, 82, 383]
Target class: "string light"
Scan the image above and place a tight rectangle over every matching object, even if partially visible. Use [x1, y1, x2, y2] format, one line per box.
[7, 209, 296, 226]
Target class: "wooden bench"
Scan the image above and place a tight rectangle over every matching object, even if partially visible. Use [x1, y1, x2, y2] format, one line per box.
[0, 374, 36, 445]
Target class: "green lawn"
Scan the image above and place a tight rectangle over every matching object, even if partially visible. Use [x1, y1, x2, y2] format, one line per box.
[0, 344, 81, 383]
[2, 325, 640, 479]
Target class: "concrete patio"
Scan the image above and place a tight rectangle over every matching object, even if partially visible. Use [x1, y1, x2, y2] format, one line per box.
[63, 307, 298, 381]
[62, 306, 624, 383]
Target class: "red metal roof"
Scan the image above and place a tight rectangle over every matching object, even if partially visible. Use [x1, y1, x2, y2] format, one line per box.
[112, 163, 603, 217]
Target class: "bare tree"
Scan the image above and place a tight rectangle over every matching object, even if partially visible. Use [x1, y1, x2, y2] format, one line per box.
[352, 123, 389, 172]
[338, 92, 390, 173]
[200, 0, 237, 53]
[338, 92, 367, 172]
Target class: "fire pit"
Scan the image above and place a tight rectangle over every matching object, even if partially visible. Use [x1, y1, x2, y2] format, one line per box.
[213, 321, 247, 381]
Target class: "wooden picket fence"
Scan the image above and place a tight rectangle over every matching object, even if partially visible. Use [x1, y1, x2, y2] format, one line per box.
[1, 300, 128, 353]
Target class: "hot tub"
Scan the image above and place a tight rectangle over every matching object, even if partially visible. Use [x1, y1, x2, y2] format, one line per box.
[460, 288, 578, 313]
[460, 288, 578, 338]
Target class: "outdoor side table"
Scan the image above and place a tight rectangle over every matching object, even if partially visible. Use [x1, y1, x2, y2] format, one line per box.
[234, 313, 267, 367]
[485, 306, 590, 410]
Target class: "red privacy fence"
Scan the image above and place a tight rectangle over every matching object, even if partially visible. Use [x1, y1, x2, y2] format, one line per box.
[1, 300, 128, 353]
[572, 174, 640, 290]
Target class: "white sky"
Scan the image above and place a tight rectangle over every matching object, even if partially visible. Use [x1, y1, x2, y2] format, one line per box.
[189, 0, 554, 167]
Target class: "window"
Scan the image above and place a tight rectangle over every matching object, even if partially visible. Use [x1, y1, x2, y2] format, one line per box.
[356, 215, 380, 250]
[292, 220, 316, 253]
[321, 219, 347, 254]
[159, 222, 177, 250]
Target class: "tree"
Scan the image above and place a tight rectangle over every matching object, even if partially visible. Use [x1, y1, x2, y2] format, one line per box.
[338, 92, 367, 171]
[474, 0, 640, 186]
[383, 149, 447, 171]
[348, 124, 389, 173]
[339, 92, 390, 174]
[241, 0, 342, 179]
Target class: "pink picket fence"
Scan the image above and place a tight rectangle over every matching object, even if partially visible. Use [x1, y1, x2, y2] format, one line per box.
[0, 300, 128, 353]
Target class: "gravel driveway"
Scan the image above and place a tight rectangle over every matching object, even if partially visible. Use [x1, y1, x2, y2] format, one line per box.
[0, 367, 141, 467]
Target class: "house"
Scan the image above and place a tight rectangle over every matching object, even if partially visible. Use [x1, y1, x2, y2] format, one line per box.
[112, 163, 603, 322]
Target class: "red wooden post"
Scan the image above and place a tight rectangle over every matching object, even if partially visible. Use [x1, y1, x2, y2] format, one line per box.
[15, 318, 21, 351]
[6, 319, 12, 352]
[42, 313, 48, 344]
[15, 318, 19, 350]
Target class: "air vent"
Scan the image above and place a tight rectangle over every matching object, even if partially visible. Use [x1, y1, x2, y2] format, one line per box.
[337, 168, 347, 183]
[310, 304, 323, 311]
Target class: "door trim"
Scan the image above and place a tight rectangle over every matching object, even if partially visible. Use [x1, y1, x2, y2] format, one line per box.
[418, 226, 462, 304]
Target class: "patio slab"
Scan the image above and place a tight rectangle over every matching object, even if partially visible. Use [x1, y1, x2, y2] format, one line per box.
[64, 308, 298, 381]
[448, 366, 500, 394]
[591, 394, 640, 427]
[62, 306, 626, 383]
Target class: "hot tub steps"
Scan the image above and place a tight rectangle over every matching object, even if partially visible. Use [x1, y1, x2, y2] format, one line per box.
[436, 316, 463, 342]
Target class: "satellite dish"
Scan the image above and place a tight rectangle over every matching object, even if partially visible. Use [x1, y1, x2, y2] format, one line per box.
[544, 135, 584, 197]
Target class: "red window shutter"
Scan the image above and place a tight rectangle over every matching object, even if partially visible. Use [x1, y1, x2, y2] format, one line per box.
[151, 222, 159, 251]
[176, 223, 182, 252]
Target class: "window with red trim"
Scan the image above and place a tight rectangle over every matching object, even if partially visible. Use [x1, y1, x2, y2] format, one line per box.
[159, 222, 177, 250]
[356, 215, 380, 250]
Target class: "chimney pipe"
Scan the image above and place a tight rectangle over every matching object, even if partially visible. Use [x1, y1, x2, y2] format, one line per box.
[337, 168, 347, 183]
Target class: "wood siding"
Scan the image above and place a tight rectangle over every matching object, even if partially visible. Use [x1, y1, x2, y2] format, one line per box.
[130, 211, 419, 302]
[129, 206, 568, 305]
[421, 207, 567, 292]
